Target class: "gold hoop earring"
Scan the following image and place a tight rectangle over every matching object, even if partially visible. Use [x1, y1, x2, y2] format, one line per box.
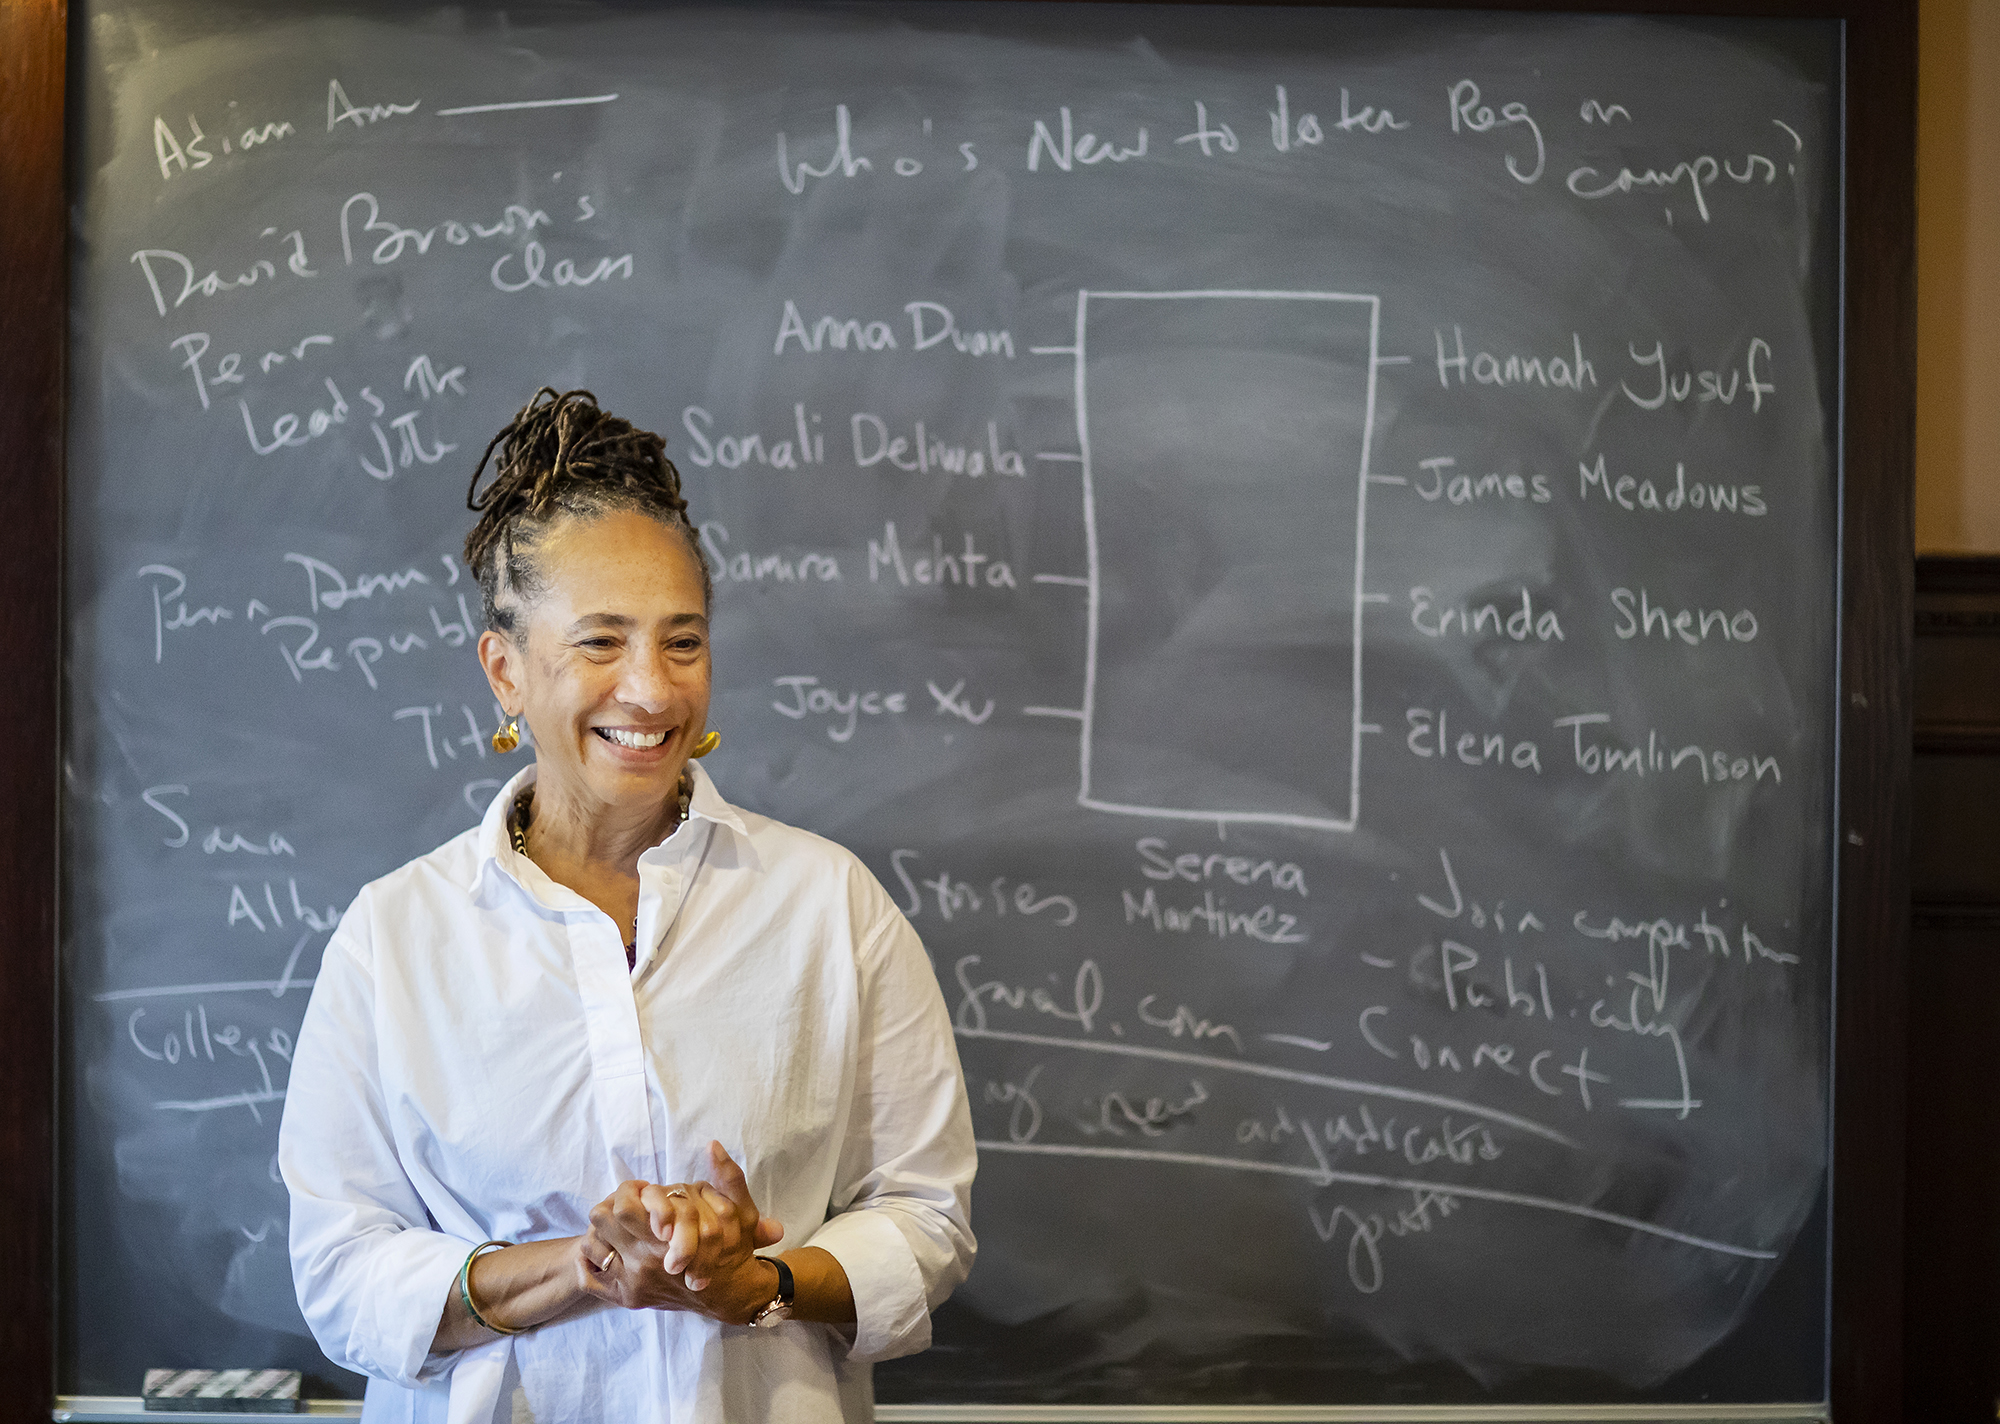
[492, 719, 521, 755]
[691, 730, 720, 758]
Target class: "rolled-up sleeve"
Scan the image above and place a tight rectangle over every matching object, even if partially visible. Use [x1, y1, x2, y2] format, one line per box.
[279, 906, 469, 1386]
[806, 911, 977, 1362]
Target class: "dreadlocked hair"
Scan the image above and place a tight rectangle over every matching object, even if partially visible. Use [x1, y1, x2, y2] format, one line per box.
[463, 388, 712, 635]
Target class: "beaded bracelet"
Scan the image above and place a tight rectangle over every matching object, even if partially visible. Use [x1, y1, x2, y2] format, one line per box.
[458, 1239, 525, 1336]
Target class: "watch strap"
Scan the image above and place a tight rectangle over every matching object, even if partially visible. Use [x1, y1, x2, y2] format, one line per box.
[749, 1255, 794, 1327]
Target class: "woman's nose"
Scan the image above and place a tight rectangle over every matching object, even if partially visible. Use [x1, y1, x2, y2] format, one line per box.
[618, 647, 682, 712]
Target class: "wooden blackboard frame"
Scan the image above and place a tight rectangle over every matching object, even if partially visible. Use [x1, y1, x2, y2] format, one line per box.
[0, 0, 1914, 1416]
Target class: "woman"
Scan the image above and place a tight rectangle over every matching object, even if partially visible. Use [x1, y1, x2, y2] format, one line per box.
[279, 389, 977, 1424]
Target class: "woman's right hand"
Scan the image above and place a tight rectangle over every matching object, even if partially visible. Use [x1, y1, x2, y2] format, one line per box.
[579, 1142, 784, 1314]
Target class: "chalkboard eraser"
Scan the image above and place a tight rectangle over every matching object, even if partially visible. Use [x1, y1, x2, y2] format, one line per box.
[142, 1370, 301, 1412]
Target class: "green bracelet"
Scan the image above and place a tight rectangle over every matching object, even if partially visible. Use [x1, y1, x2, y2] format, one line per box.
[458, 1240, 525, 1336]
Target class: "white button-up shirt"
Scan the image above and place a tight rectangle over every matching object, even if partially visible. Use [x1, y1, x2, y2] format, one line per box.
[279, 764, 977, 1424]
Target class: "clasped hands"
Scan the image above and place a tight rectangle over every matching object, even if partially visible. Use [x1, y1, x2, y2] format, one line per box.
[577, 1140, 786, 1325]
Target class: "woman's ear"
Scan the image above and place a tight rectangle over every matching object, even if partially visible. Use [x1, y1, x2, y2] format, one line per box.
[477, 628, 523, 714]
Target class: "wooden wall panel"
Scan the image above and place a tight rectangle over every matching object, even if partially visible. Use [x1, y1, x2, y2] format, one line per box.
[1905, 554, 2000, 1424]
[0, 0, 68, 1419]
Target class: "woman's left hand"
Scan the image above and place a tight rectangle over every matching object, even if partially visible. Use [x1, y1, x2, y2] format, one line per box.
[578, 1142, 786, 1324]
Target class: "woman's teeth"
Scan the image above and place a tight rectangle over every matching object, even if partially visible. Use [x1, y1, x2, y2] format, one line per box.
[598, 728, 668, 749]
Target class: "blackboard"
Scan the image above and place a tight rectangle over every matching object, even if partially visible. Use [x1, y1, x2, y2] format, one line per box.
[61, 1, 1847, 1413]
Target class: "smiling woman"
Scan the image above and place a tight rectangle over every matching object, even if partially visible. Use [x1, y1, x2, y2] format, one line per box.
[463, 392, 719, 949]
[275, 390, 977, 1424]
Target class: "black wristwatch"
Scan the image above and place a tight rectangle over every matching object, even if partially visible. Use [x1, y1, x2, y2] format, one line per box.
[748, 1255, 794, 1328]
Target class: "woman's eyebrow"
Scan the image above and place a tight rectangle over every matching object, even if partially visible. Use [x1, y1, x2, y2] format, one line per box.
[565, 613, 636, 634]
[564, 612, 707, 633]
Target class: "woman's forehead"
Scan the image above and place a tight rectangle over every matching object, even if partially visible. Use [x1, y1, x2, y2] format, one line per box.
[534, 510, 706, 609]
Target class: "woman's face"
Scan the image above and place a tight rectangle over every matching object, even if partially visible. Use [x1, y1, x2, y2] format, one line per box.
[478, 508, 711, 816]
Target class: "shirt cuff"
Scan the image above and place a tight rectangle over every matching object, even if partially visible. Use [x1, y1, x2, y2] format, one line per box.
[805, 1208, 930, 1362]
[363, 1230, 474, 1386]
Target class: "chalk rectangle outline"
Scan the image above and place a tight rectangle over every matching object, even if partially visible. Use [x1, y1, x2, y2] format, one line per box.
[1070, 288, 1378, 833]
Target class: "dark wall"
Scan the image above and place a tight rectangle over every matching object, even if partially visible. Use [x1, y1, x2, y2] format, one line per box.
[0, 1, 67, 1421]
[1905, 553, 2000, 1424]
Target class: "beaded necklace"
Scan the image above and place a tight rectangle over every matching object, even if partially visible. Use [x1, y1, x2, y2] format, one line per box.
[507, 771, 693, 967]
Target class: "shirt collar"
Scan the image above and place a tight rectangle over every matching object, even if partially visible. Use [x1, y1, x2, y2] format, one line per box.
[682, 761, 748, 837]
[468, 764, 536, 902]
[466, 760, 747, 899]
